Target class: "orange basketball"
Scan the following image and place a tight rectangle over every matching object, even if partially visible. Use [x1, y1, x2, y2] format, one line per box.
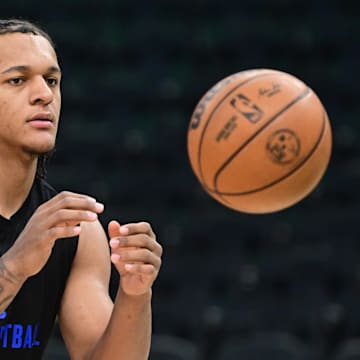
[187, 68, 332, 214]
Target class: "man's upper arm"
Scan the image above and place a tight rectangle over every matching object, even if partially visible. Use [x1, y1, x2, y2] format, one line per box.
[58, 220, 114, 359]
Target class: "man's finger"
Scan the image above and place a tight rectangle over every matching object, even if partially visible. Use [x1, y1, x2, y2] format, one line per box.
[39, 192, 104, 219]
[119, 222, 155, 237]
[47, 225, 82, 241]
[109, 235, 162, 256]
[108, 220, 121, 239]
[46, 209, 99, 228]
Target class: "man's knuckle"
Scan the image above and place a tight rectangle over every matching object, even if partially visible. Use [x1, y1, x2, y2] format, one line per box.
[140, 221, 150, 229]
[45, 228, 56, 240]
[58, 191, 69, 198]
[145, 250, 152, 262]
[55, 209, 67, 221]
[157, 243, 163, 256]
[120, 237, 128, 246]
[60, 197, 71, 208]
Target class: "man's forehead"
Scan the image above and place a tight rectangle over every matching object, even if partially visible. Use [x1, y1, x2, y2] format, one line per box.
[0, 32, 58, 70]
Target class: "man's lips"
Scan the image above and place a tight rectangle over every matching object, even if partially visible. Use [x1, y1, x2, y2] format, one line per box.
[28, 113, 54, 122]
[27, 113, 54, 129]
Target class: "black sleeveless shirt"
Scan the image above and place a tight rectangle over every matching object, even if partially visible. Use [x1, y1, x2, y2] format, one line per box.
[0, 178, 78, 359]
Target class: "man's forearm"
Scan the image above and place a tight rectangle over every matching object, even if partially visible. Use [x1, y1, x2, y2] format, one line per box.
[0, 256, 24, 313]
[87, 288, 152, 360]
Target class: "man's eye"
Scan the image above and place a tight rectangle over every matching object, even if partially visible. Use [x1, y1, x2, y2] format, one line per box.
[8, 78, 24, 85]
[47, 78, 59, 86]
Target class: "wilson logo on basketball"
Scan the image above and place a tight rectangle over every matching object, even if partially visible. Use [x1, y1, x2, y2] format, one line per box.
[190, 74, 240, 130]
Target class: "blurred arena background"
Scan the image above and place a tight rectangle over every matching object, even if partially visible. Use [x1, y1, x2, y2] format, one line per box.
[2, 0, 359, 359]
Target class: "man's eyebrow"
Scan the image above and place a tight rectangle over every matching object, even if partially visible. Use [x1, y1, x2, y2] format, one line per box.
[1, 65, 62, 74]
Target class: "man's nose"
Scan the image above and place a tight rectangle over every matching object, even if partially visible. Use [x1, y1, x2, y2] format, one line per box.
[29, 77, 54, 105]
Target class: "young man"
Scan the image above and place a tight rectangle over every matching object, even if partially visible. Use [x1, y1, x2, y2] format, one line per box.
[0, 19, 163, 359]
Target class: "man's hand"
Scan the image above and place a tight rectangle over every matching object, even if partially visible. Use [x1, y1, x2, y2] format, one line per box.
[108, 220, 162, 296]
[3, 191, 104, 282]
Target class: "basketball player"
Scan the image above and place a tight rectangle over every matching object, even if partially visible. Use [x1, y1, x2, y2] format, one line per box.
[0, 19, 162, 359]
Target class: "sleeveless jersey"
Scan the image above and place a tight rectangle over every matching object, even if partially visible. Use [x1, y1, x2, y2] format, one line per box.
[0, 178, 78, 359]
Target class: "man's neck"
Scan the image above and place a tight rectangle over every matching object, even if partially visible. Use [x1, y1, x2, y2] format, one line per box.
[0, 155, 37, 219]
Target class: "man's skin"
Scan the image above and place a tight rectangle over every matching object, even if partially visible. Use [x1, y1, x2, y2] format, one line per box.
[0, 32, 162, 360]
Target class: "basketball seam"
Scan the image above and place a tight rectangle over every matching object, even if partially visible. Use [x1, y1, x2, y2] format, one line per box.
[214, 105, 328, 197]
[197, 71, 285, 192]
[212, 87, 311, 194]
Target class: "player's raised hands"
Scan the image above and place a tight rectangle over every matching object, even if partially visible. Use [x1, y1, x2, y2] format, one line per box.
[108, 220, 162, 296]
[3, 191, 104, 282]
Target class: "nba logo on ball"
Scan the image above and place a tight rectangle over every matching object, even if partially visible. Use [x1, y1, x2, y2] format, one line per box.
[187, 69, 332, 214]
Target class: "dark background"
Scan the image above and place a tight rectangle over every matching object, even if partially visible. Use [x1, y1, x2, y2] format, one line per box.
[2, 1, 359, 359]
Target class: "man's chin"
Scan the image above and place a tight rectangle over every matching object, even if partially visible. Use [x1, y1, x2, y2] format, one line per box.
[23, 144, 56, 157]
